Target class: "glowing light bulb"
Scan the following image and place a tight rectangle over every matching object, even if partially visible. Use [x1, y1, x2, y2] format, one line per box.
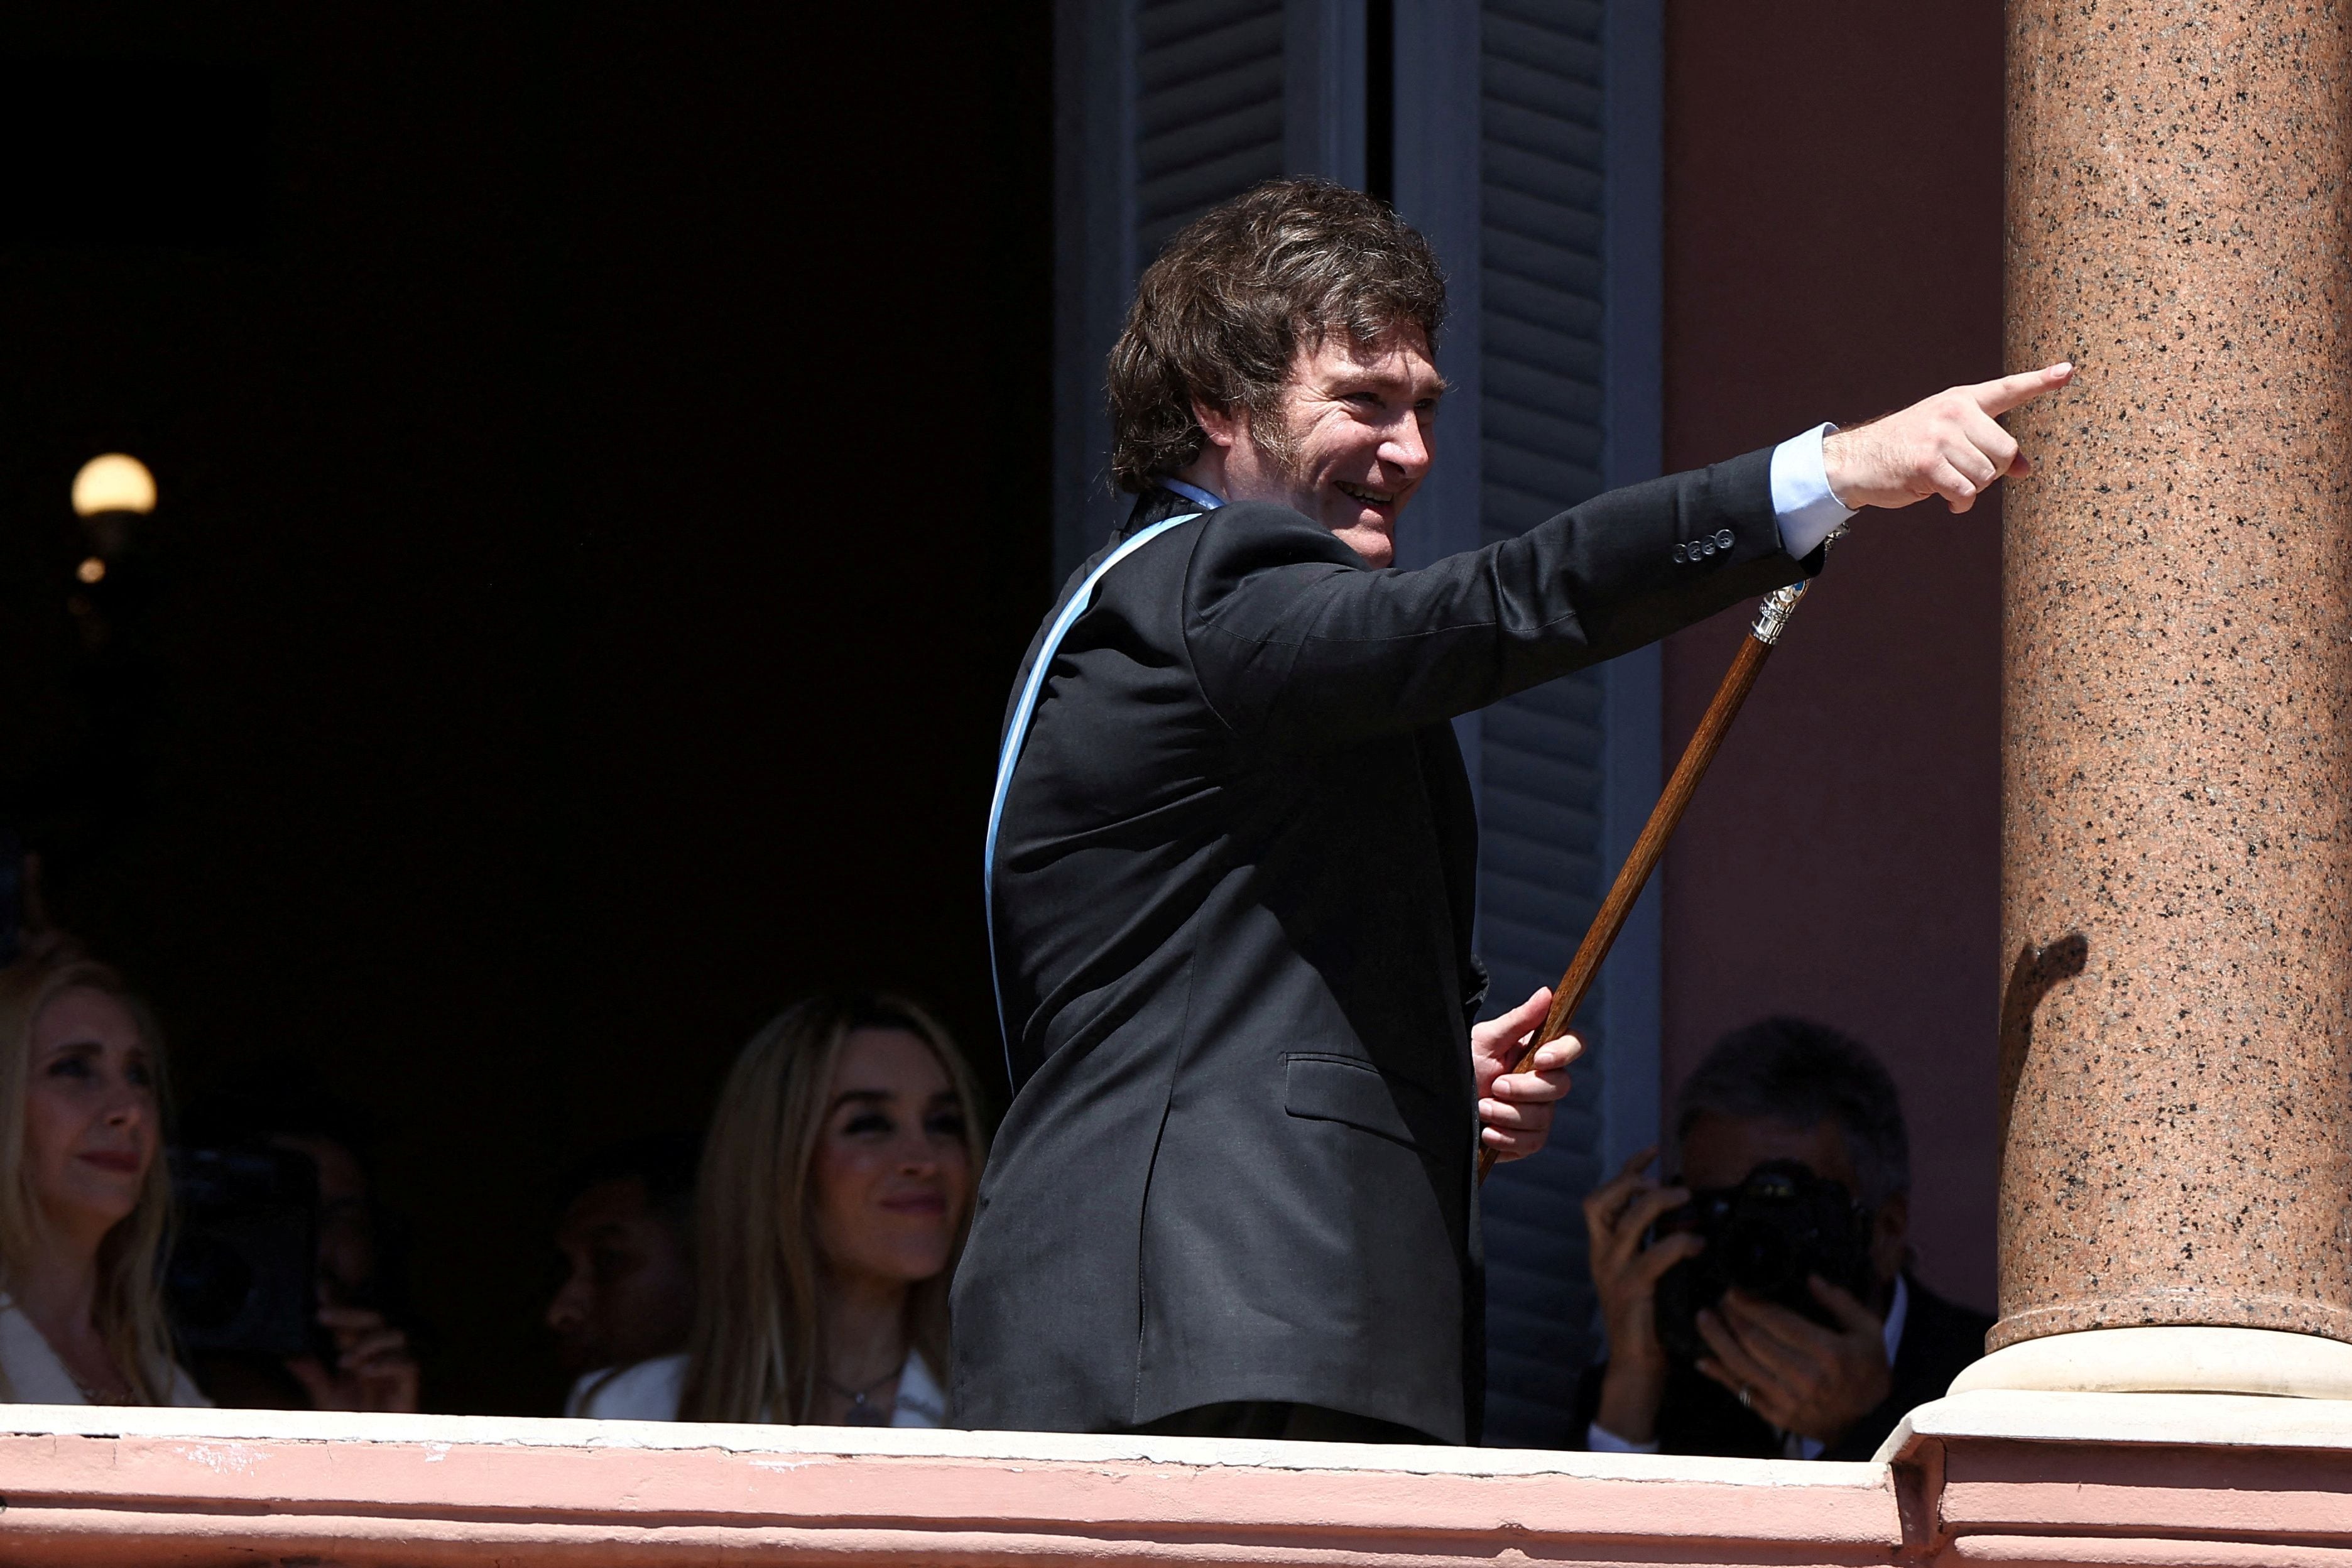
[75, 558, 106, 584]
[72, 454, 156, 517]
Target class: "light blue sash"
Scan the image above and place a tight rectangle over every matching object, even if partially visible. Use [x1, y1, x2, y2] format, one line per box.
[985, 499, 1217, 1070]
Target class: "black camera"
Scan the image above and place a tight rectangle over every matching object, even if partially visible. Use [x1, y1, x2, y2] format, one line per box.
[1651, 1158, 1877, 1364]
[165, 1145, 318, 1357]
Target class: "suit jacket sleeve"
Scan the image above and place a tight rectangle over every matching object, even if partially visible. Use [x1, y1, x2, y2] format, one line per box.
[1182, 446, 1812, 747]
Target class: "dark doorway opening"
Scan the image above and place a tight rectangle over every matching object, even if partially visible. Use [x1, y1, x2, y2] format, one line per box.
[0, 2, 1054, 1415]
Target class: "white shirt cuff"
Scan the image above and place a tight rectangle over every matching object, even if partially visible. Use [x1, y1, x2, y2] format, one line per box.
[1585, 1420, 1662, 1455]
[1770, 422, 1857, 560]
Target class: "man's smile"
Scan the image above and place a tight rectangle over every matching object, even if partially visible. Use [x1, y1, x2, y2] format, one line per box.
[1336, 481, 1401, 506]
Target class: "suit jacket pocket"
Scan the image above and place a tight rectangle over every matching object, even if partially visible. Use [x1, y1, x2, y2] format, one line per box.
[1283, 1054, 1432, 1148]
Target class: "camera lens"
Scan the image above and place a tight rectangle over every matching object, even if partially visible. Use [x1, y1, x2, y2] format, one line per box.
[1725, 1217, 1797, 1290]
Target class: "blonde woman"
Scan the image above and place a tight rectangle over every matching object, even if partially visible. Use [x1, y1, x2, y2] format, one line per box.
[574, 993, 984, 1425]
[0, 948, 205, 1405]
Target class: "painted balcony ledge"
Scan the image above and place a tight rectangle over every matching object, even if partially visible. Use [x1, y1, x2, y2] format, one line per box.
[0, 1391, 2343, 1565]
[0, 1402, 1898, 1567]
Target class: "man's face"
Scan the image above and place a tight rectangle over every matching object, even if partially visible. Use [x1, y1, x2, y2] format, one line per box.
[1677, 1112, 1910, 1295]
[1202, 327, 1444, 567]
[545, 1176, 694, 1374]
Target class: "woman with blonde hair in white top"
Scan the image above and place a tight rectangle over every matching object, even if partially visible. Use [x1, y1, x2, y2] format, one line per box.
[0, 945, 204, 1405]
[574, 993, 984, 1425]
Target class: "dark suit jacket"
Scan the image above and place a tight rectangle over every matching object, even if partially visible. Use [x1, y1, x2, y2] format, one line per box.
[1570, 1274, 1995, 1461]
[954, 450, 1810, 1442]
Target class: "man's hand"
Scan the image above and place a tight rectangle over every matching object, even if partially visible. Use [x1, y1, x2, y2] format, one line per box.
[1470, 986, 1576, 1160]
[1582, 1148, 1702, 1444]
[1694, 1277, 1891, 1446]
[1823, 362, 2074, 514]
[287, 1304, 422, 1414]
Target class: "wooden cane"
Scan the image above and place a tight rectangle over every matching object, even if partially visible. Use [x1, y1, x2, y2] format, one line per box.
[1476, 545, 1841, 1185]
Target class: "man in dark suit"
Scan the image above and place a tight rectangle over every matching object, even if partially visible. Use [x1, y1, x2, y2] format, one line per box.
[956, 178, 2064, 1443]
[1574, 1016, 1992, 1461]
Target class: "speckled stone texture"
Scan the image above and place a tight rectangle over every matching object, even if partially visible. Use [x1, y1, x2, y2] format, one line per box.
[1996, 1, 2352, 1352]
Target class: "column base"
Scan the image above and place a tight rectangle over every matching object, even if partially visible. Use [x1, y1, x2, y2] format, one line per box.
[1951, 1326, 2352, 1400]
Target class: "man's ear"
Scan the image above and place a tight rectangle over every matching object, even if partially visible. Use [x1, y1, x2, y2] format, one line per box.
[1870, 1191, 1909, 1287]
[1191, 396, 1243, 452]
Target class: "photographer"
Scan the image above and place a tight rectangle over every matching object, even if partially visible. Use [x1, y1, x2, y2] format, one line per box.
[1576, 1017, 1990, 1459]
[178, 1077, 421, 1413]
[271, 1124, 420, 1412]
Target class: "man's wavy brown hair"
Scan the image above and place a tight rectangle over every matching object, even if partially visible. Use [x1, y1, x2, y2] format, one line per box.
[1107, 178, 1447, 493]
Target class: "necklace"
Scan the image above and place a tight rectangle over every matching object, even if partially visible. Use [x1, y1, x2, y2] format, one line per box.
[72, 1372, 124, 1403]
[67, 1360, 128, 1405]
[6, 1295, 131, 1403]
[822, 1361, 901, 1426]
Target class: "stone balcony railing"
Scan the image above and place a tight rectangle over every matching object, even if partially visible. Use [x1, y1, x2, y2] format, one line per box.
[0, 1390, 2346, 1565]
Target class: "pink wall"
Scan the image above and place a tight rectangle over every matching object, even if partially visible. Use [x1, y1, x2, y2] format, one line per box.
[1658, 1, 2008, 1310]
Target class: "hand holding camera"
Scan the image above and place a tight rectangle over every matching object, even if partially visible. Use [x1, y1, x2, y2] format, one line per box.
[1586, 1146, 1898, 1451]
[1690, 1273, 1889, 1443]
[1655, 1157, 1889, 1445]
[286, 1299, 420, 1413]
[1581, 1146, 1702, 1445]
[167, 1140, 422, 1413]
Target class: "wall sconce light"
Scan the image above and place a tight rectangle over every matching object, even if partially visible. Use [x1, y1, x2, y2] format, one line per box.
[72, 454, 156, 518]
[71, 453, 156, 563]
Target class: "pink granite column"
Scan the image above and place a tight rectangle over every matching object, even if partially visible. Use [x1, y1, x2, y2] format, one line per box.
[1992, 2, 2352, 1362]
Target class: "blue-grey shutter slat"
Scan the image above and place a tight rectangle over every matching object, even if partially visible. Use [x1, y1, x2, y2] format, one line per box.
[1484, 254, 1604, 320]
[1496, 270, 1608, 334]
[1485, 329, 1606, 384]
[1484, 36, 1601, 92]
[1485, 411, 1606, 481]
[1483, 885, 1604, 947]
[1136, 64, 1283, 129]
[1484, 173, 1606, 237]
[1483, 354, 1606, 416]
[1483, 761, 1602, 821]
[1478, 0, 1616, 1450]
[1488, 669, 1601, 723]
[1487, 61, 1603, 126]
[1486, 98, 1605, 163]
[1485, 705, 1601, 761]
[1135, 0, 1286, 260]
[1138, 0, 1280, 63]
[1488, 315, 1606, 382]
[1484, 843, 1606, 902]
[1482, 904, 1603, 972]
[1487, 0, 1604, 41]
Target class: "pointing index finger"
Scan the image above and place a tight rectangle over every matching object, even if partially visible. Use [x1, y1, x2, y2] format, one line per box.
[1969, 361, 2074, 416]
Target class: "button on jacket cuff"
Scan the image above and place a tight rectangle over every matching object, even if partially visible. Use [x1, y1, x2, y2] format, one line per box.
[1585, 1420, 1662, 1455]
[1770, 422, 1858, 560]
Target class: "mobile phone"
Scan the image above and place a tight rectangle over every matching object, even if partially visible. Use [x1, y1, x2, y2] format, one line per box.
[165, 1145, 320, 1358]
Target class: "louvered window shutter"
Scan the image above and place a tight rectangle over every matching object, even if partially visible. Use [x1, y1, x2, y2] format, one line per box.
[1395, 0, 1663, 1449]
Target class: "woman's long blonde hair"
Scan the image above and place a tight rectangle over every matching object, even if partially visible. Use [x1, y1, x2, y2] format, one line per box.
[676, 993, 986, 1425]
[0, 948, 177, 1403]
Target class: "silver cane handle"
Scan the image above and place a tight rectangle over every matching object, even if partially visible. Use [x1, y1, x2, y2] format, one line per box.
[1749, 524, 1850, 645]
